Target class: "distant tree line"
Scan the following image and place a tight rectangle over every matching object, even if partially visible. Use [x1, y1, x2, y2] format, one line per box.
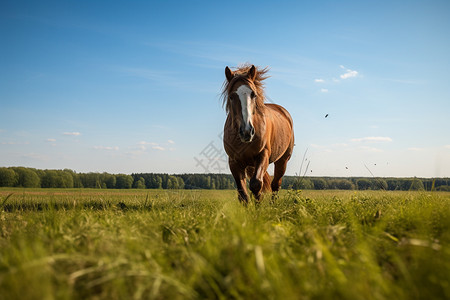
[0, 167, 449, 191]
[281, 176, 450, 191]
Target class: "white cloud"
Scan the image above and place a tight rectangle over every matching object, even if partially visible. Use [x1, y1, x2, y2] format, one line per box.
[351, 136, 392, 143]
[444, 145, 450, 149]
[63, 132, 81, 136]
[1, 141, 30, 145]
[138, 140, 172, 151]
[320, 88, 328, 93]
[46, 138, 56, 142]
[138, 141, 157, 145]
[21, 152, 49, 161]
[314, 79, 324, 83]
[339, 65, 358, 79]
[340, 70, 358, 79]
[93, 146, 119, 151]
[137, 141, 159, 150]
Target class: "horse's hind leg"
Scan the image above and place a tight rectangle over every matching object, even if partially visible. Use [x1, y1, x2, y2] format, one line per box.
[229, 159, 249, 203]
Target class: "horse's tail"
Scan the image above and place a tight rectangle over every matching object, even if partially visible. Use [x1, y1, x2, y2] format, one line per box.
[262, 171, 272, 193]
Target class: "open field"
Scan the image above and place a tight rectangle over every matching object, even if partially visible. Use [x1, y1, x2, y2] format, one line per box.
[1, 188, 449, 299]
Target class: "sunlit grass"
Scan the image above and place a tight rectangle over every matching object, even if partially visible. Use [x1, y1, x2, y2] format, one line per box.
[1, 188, 449, 299]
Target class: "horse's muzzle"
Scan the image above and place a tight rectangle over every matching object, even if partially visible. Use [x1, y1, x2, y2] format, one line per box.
[239, 125, 255, 143]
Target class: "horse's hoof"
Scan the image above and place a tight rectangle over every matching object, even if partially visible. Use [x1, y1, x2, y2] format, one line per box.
[238, 195, 249, 205]
[270, 192, 279, 203]
[250, 178, 263, 195]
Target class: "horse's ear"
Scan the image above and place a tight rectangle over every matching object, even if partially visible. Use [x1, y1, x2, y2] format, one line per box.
[248, 65, 257, 81]
[225, 66, 234, 82]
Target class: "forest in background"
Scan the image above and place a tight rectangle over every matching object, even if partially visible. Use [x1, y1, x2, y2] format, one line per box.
[0, 167, 449, 191]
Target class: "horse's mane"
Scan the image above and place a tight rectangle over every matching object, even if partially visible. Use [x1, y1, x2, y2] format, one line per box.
[222, 64, 269, 113]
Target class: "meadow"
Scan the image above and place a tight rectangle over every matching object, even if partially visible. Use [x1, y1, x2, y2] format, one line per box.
[1, 188, 449, 299]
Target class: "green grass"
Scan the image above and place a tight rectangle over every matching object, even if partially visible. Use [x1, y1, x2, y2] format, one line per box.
[1, 188, 449, 299]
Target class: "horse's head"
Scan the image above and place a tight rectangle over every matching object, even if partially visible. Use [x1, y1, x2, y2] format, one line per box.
[223, 64, 268, 143]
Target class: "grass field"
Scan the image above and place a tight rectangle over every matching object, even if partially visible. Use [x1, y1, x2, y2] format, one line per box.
[1, 188, 449, 299]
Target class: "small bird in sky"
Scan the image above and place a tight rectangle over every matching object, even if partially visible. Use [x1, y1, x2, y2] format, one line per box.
[325, 114, 329, 118]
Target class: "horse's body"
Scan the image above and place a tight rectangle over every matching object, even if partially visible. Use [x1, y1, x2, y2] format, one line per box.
[222, 64, 294, 202]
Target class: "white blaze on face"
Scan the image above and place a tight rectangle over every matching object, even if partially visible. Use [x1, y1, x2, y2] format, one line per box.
[236, 85, 254, 130]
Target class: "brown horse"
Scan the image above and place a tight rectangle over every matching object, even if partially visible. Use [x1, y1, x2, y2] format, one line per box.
[222, 64, 294, 203]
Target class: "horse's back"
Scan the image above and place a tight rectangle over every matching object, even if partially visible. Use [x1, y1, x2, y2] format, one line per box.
[266, 103, 293, 129]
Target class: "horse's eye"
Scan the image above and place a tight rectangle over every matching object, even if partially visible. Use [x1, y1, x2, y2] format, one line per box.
[251, 91, 256, 99]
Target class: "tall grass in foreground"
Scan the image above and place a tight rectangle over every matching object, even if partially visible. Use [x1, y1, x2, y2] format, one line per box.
[0, 189, 449, 299]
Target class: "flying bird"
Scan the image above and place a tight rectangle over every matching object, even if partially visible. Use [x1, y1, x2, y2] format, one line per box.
[325, 114, 329, 118]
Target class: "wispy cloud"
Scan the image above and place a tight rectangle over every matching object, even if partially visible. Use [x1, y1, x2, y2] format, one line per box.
[444, 145, 450, 149]
[339, 65, 358, 79]
[359, 146, 383, 152]
[127, 139, 175, 158]
[21, 152, 49, 161]
[312, 65, 359, 88]
[63, 132, 81, 136]
[137, 141, 169, 151]
[93, 146, 119, 151]
[46, 138, 57, 147]
[379, 78, 424, 85]
[1, 141, 30, 145]
[351, 136, 392, 143]
[138, 141, 157, 146]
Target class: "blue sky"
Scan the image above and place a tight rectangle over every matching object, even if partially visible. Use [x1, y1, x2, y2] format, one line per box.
[1, 0, 449, 177]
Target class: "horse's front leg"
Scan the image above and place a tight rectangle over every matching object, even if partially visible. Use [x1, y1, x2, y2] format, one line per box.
[229, 159, 249, 203]
[272, 157, 289, 193]
[250, 150, 270, 201]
